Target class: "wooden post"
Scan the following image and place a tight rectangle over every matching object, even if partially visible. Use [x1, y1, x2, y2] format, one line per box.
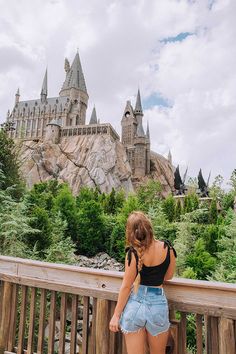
[0, 281, 12, 354]
[96, 299, 109, 354]
[206, 316, 219, 354]
[218, 317, 236, 354]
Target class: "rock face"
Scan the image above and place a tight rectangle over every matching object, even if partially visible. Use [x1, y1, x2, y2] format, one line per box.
[18, 135, 174, 195]
[19, 135, 133, 194]
[75, 252, 124, 272]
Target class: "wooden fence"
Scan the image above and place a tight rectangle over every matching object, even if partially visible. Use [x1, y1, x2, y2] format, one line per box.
[0, 255, 235, 354]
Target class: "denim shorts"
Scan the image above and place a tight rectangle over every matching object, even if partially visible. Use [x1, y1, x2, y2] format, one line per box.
[119, 284, 170, 336]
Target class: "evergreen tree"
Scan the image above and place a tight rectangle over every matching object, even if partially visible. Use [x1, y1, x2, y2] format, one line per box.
[45, 212, 76, 264]
[53, 184, 79, 242]
[209, 198, 218, 224]
[77, 200, 106, 256]
[162, 194, 176, 222]
[209, 210, 236, 283]
[0, 129, 25, 199]
[175, 198, 182, 221]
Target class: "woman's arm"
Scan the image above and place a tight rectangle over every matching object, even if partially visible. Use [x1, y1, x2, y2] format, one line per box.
[113, 251, 138, 317]
[109, 249, 138, 332]
[164, 248, 176, 280]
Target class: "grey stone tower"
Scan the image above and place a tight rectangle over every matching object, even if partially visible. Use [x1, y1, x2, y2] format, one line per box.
[121, 90, 150, 178]
[60, 52, 89, 126]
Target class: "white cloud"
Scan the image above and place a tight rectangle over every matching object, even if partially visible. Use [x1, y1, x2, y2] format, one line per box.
[0, 0, 235, 185]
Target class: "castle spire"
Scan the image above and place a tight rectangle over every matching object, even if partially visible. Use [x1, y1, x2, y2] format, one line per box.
[146, 121, 150, 139]
[60, 52, 87, 94]
[89, 106, 98, 124]
[168, 149, 172, 165]
[15, 88, 20, 104]
[134, 89, 143, 115]
[41, 69, 47, 103]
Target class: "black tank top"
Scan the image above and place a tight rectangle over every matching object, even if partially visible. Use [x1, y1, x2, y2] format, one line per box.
[125, 239, 177, 286]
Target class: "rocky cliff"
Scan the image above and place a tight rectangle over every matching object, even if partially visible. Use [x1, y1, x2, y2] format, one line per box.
[18, 135, 174, 195]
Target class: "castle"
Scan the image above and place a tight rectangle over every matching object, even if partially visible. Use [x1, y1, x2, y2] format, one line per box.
[6, 52, 151, 178]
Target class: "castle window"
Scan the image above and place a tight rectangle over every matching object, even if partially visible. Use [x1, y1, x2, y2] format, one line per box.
[76, 115, 80, 125]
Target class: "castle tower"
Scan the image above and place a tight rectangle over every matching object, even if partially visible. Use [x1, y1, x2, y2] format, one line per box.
[40, 69, 47, 103]
[121, 100, 137, 173]
[59, 52, 89, 126]
[121, 90, 151, 177]
[45, 119, 61, 144]
[133, 89, 147, 178]
[89, 106, 98, 124]
[15, 88, 20, 105]
[146, 121, 151, 174]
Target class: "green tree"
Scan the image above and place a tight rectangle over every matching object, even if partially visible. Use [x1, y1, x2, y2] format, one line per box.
[0, 129, 25, 199]
[209, 210, 236, 283]
[175, 198, 182, 221]
[53, 184, 79, 242]
[45, 213, 76, 264]
[162, 195, 176, 222]
[185, 238, 216, 280]
[77, 200, 106, 256]
[209, 198, 218, 224]
[137, 179, 162, 211]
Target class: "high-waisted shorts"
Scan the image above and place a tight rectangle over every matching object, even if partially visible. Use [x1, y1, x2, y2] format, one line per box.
[119, 284, 170, 336]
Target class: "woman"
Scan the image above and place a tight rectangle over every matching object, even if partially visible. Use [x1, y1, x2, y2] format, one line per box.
[109, 211, 177, 354]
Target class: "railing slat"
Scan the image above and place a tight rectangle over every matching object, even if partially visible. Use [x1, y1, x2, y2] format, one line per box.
[108, 301, 116, 354]
[179, 312, 187, 354]
[37, 288, 46, 354]
[48, 291, 56, 354]
[70, 294, 78, 354]
[17, 285, 28, 354]
[206, 316, 219, 354]
[96, 299, 109, 354]
[27, 287, 37, 354]
[82, 296, 89, 354]
[196, 314, 203, 354]
[0, 282, 12, 354]
[91, 297, 97, 354]
[7, 283, 19, 352]
[218, 317, 236, 354]
[59, 293, 67, 354]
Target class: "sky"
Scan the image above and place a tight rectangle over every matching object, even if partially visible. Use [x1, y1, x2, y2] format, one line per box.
[0, 0, 235, 187]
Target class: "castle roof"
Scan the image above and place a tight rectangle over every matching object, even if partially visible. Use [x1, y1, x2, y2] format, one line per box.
[12, 96, 69, 117]
[46, 118, 61, 127]
[60, 52, 87, 94]
[134, 89, 143, 115]
[41, 69, 48, 97]
[136, 120, 145, 137]
[89, 106, 98, 124]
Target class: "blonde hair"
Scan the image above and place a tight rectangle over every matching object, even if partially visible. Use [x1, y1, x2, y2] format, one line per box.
[125, 211, 155, 293]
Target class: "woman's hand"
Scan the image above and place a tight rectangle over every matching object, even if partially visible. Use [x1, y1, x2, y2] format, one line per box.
[109, 313, 120, 332]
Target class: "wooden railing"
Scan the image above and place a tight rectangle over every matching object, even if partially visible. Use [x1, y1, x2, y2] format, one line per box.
[0, 255, 235, 354]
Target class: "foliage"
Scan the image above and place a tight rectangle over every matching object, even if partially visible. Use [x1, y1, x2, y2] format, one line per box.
[209, 210, 236, 283]
[76, 200, 106, 256]
[162, 195, 176, 222]
[185, 238, 216, 280]
[45, 213, 76, 264]
[209, 198, 218, 224]
[0, 130, 25, 199]
[137, 179, 162, 211]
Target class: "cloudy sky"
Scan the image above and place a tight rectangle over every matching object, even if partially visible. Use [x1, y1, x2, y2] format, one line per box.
[0, 0, 235, 186]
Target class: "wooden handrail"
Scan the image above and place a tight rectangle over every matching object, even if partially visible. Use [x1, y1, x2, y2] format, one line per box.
[0, 255, 235, 318]
[0, 255, 236, 354]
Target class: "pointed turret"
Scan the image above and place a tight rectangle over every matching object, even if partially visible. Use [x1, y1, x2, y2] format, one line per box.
[89, 106, 98, 124]
[15, 88, 20, 105]
[168, 149, 172, 165]
[60, 52, 87, 94]
[146, 121, 150, 139]
[136, 120, 145, 137]
[41, 69, 47, 103]
[134, 89, 143, 115]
